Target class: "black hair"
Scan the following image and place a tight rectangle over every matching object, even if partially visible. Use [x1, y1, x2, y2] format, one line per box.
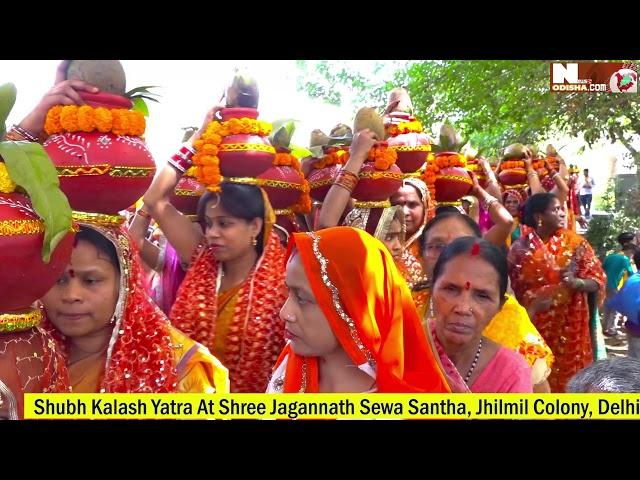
[522, 192, 557, 228]
[618, 232, 636, 247]
[76, 227, 120, 273]
[634, 249, 640, 270]
[435, 205, 462, 216]
[197, 182, 266, 256]
[431, 236, 508, 301]
[421, 211, 482, 255]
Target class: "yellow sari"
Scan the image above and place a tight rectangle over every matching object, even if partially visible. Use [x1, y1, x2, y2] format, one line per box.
[45, 222, 229, 394]
[69, 325, 229, 393]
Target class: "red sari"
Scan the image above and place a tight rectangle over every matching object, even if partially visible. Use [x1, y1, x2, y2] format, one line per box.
[508, 227, 605, 392]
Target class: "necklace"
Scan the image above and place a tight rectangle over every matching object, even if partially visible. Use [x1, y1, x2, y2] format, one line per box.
[464, 337, 483, 385]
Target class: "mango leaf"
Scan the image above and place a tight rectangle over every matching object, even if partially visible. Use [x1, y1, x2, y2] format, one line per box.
[309, 146, 324, 158]
[0, 83, 17, 138]
[0, 141, 73, 262]
[290, 144, 312, 160]
[131, 97, 149, 117]
[269, 119, 297, 148]
[136, 95, 160, 103]
[125, 85, 161, 97]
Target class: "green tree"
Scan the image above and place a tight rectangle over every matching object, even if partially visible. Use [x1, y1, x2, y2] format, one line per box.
[296, 60, 640, 183]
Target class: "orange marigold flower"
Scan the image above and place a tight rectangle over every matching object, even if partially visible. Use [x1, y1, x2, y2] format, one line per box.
[203, 165, 219, 178]
[274, 152, 293, 166]
[111, 109, 130, 136]
[60, 105, 79, 132]
[292, 189, 312, 214]
[128, 111, 146, 136]
[94, 107, 113, 133]
[77, 105, 94, 132]
[202, 144, 219, 156]
[44, 105, 64, 135]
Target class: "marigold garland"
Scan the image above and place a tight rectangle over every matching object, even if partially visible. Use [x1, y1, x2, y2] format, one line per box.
[433, 153, 467, 170]
[387, 120, 424, 137]
[0, 163, 17, 193]
[192, 118, 273, 193]
[312, 146, 349, 169]
[44, 105, 145, 136]
[421, 153, 466, 201]
[367, 144, 398, 171]
[500, 159, 525, 170]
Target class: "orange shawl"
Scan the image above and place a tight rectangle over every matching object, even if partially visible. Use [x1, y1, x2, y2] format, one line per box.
[269, 226, 450, 393]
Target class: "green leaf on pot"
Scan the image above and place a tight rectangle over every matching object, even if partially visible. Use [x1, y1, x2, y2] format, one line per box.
[0, 141, 73, 263]
[137, 95, 160, 103]
[290, 144, 312, 160]
[125, 85, 161, 97]
[0, 83, 17, 138]
[308, 146, 325, 158]
[269, 119, 297, 149]
[131, 97, 149, 117]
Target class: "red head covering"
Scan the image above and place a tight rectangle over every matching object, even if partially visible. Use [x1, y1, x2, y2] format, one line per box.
[42, 223, 179, 392]
[270, 226, 450, 393]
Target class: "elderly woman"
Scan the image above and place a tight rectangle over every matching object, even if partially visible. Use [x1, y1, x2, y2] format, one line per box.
[267, 226, 450, 393]
[426, 237, 533, 393]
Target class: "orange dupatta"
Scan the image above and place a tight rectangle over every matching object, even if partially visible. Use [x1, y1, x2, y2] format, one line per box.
[269, 226, 450, 393]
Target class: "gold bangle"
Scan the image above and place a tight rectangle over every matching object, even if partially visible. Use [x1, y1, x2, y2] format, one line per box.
[0, 309, 42, 333]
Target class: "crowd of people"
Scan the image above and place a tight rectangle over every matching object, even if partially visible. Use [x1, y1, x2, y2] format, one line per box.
[1, 61, 639, 419]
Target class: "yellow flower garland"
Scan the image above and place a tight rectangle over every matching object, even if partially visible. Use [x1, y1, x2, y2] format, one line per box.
[387, 120, 423, 136]
[192, 118, 273, 193]
[44, 105, 146, 136]
[0, 163, 17, 193]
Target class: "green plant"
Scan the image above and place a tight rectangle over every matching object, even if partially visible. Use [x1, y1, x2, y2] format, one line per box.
[125, 86, 160, 118]
[586, 178, 639, 259]
[0, 82, 73, 262]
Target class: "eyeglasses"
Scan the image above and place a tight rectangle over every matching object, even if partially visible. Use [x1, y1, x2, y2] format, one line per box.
[424, 242, 447, 257]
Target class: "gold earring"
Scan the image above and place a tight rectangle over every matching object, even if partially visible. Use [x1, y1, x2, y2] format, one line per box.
[428, 299, 435, 318]
[538, 218, 543, 228]
[252, 237, 257, 246]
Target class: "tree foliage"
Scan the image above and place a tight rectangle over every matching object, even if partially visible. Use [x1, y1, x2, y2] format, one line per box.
[296, 60, 640, 172]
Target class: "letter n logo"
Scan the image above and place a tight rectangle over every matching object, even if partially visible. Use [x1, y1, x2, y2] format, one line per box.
[552, 63, 578, 84]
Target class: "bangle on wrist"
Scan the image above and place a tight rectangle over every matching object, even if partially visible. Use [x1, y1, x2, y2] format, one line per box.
[136, 208, 152, 220]
[168, 145, 194, 173]
[332, 169, 359, 193]
[482, 195, 499, 210]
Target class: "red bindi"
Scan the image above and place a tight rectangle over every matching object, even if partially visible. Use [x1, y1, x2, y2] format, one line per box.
[470, 242, 480, 256]
[465, 281, 471, 290]
[68, 269, 75, 278]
